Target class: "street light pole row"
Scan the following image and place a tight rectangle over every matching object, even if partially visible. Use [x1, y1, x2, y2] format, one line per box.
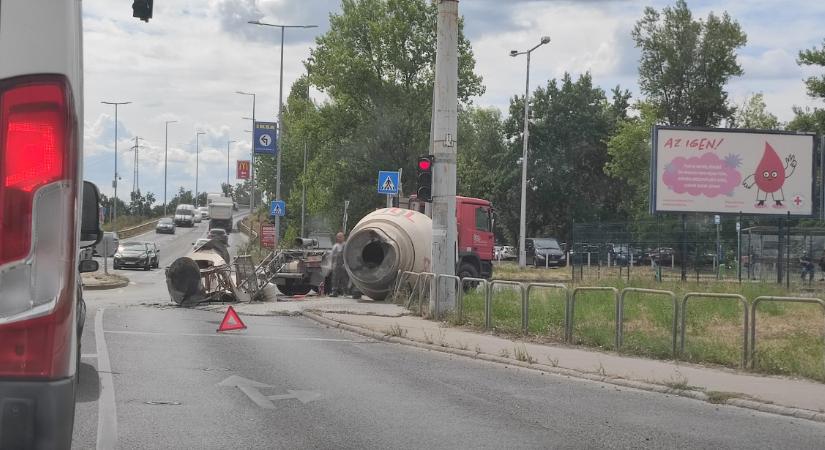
[101, 100, 131, 234]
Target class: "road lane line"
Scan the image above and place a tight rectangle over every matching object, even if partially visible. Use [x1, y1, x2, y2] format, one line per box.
[95, 308, 118, 450]
[104, 329, 354, 342]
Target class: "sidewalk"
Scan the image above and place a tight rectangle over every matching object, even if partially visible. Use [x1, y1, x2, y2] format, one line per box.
[203, 295, 825, 421]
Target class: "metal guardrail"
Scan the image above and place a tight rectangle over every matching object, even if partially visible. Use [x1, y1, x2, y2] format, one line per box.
[618, 288, 678, 357]
[487, 280, 525, 331]
[434, 274, 461, 321]
[416, 272, 436, 318]
[458, 277, 489, 324]
[524, 283, 568, 335]
[568, 287, 619, 346]
[238, 219, 258, 239]
[750, 296, 825, 370]
[681, 292, 749, 367]
[116, 218, 160, 238]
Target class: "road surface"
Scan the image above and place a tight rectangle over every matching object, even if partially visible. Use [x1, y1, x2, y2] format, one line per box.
[73, 218, 825, 449]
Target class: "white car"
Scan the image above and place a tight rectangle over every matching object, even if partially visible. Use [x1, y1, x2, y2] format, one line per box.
[199, 206, 210, 220]
[0, 1, 100, 448]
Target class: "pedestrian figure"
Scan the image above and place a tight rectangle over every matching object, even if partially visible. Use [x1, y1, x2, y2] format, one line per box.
[818, 253, 825, 281]
[329, 232, 348, 297]
[800, 252, 814, 284]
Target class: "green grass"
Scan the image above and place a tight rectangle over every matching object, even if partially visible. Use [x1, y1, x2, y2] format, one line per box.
[455, 273, 825, 382]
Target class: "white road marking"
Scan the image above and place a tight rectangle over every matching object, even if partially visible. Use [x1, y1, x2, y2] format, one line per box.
[81, 353, 98, 359]
[104, 329, 353, 342]
[95, 308, 118, 450]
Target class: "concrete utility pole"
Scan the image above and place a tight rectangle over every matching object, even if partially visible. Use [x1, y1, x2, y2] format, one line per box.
[163, 120, 177, 215]
[195, 131, 206, 207]
[429, 0, 459, 316]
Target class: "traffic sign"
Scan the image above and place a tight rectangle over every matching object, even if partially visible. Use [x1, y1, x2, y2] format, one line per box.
[237, 160, 250, 180]
[377, 171, 400, 195]
[270, 200, 286, 217]
[253, 122, 278, 155]
[217, 306, 246, 332]
[260, 223, 276, 248]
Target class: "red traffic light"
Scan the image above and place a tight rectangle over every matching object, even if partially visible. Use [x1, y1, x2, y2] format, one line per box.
[418, 158, 432, 171]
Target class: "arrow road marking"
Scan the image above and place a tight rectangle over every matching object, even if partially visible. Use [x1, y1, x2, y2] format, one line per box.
[268, 390, 322, 404]
[218, 376, 321, 409]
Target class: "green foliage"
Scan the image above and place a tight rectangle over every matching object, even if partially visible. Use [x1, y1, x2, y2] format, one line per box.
[798, 39, 825, 100]
[501, 72, 630, 242]
[604, 102, 659, 218]
[733, 93, 781, 130]
[632, 0, 747, 126]
[256, 0, 484, 237]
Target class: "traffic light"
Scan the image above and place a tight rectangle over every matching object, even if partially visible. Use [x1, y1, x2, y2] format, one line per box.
[416, 155, 434, 202]
[132, 0, 153, 22]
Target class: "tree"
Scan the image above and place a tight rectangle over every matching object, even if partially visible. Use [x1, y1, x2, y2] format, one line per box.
[605, 102, 660, 217]
[260, 0, 485, 236]
[221, 183, 234, 198]
[501, 72, 630, 241]
[798, 40, 825, 100]
[632, 0, 747, 127]
[733, 93, 781, 129]
[787, 107, 825, 135]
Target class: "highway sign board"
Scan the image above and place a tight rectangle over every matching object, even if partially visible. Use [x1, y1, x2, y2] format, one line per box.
[270, 200, 285, 217]
[377, 171, 400, 195]
[253, 122, 278, 155]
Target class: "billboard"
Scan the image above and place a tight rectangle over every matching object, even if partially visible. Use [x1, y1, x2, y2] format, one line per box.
[651, 126, 815, 216]
[260, 223, 276, 248]
[237, 160, 250, 180]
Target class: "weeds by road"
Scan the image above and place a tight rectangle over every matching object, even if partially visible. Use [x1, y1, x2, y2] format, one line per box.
[451, 277, 825, 382]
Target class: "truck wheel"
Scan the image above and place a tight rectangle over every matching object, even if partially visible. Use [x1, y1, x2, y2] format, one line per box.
[279, 282, 312, 296]
[458, 263, 480, 292]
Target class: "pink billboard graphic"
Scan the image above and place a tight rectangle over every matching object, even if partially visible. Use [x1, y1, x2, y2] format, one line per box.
[662, 152, 742, 198]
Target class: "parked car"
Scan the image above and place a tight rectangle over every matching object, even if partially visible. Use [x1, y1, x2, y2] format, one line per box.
[207, 228, 229, 245]
[174, 204, 197, 227]
[648, 247, 675, 265]
[114, 242, 156, 270]
[155, 217, 176, 234]
[495, 245, 517, 261]
[193, 212, 202, 224]
[526, 237, 566, 267]
[93, 231, 120, 257]
[198, 206, 210, 220]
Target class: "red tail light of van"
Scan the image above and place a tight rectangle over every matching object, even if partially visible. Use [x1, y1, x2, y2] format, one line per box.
[0, 76, 78, 378]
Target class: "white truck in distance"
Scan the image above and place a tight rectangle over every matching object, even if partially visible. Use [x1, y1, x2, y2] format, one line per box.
[208, 196, 233, 233]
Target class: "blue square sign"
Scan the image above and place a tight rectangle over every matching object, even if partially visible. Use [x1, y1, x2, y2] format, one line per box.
[377, 171, 399, 195]
[270, 200, 285, 217]
[254, 122, 278, 155]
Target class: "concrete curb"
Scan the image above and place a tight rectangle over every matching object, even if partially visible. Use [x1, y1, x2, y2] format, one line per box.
[301, 310, 825, 424]
[83, 278, 130, 291]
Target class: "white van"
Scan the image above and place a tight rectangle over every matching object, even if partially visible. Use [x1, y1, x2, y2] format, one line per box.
[0, 1, 103, 448]
[174, 204, 197, 227]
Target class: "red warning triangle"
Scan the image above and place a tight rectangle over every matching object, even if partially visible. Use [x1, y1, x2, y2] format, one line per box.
[217, 306, 247, 332]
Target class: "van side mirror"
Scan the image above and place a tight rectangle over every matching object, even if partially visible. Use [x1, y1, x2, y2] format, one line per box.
[79, 259, 99, 273]
[80, 181, 103, 249]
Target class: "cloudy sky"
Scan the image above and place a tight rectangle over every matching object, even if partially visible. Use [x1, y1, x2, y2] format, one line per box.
[82, 0, 825, 204]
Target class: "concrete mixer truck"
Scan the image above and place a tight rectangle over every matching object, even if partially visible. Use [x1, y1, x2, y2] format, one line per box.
[343, 196, 494, 300]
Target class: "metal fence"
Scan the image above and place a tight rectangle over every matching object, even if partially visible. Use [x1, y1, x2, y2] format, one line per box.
[568, 218, 825, 285]
[390, 273, 825, 370]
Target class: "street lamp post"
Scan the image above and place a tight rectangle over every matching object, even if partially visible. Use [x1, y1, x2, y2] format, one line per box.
[248, 20, 318, 241]
[101, 100, 131, 233]
[510, 36, 550, 268]
[226, 140, 236, 189]
[163, 120, 177, 215]
[236, 92, 256, 212]
[195, 131, 206, 207]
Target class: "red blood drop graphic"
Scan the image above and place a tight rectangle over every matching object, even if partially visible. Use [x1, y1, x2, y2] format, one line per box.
[754, 143, 785, 193]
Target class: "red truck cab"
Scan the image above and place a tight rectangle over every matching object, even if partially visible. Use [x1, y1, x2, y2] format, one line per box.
[407, 195, 494, 279]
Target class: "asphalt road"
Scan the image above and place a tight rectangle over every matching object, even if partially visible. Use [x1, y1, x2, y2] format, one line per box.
[73, 217, 825, 449]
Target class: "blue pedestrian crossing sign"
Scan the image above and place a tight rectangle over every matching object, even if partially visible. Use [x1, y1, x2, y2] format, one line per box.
[270, 200, 286, 217]
[254, 122, 278, 155]
[377, 171, 399, 195]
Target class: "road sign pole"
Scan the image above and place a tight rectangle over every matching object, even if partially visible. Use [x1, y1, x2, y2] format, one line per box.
[386, 194, 392, 208]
